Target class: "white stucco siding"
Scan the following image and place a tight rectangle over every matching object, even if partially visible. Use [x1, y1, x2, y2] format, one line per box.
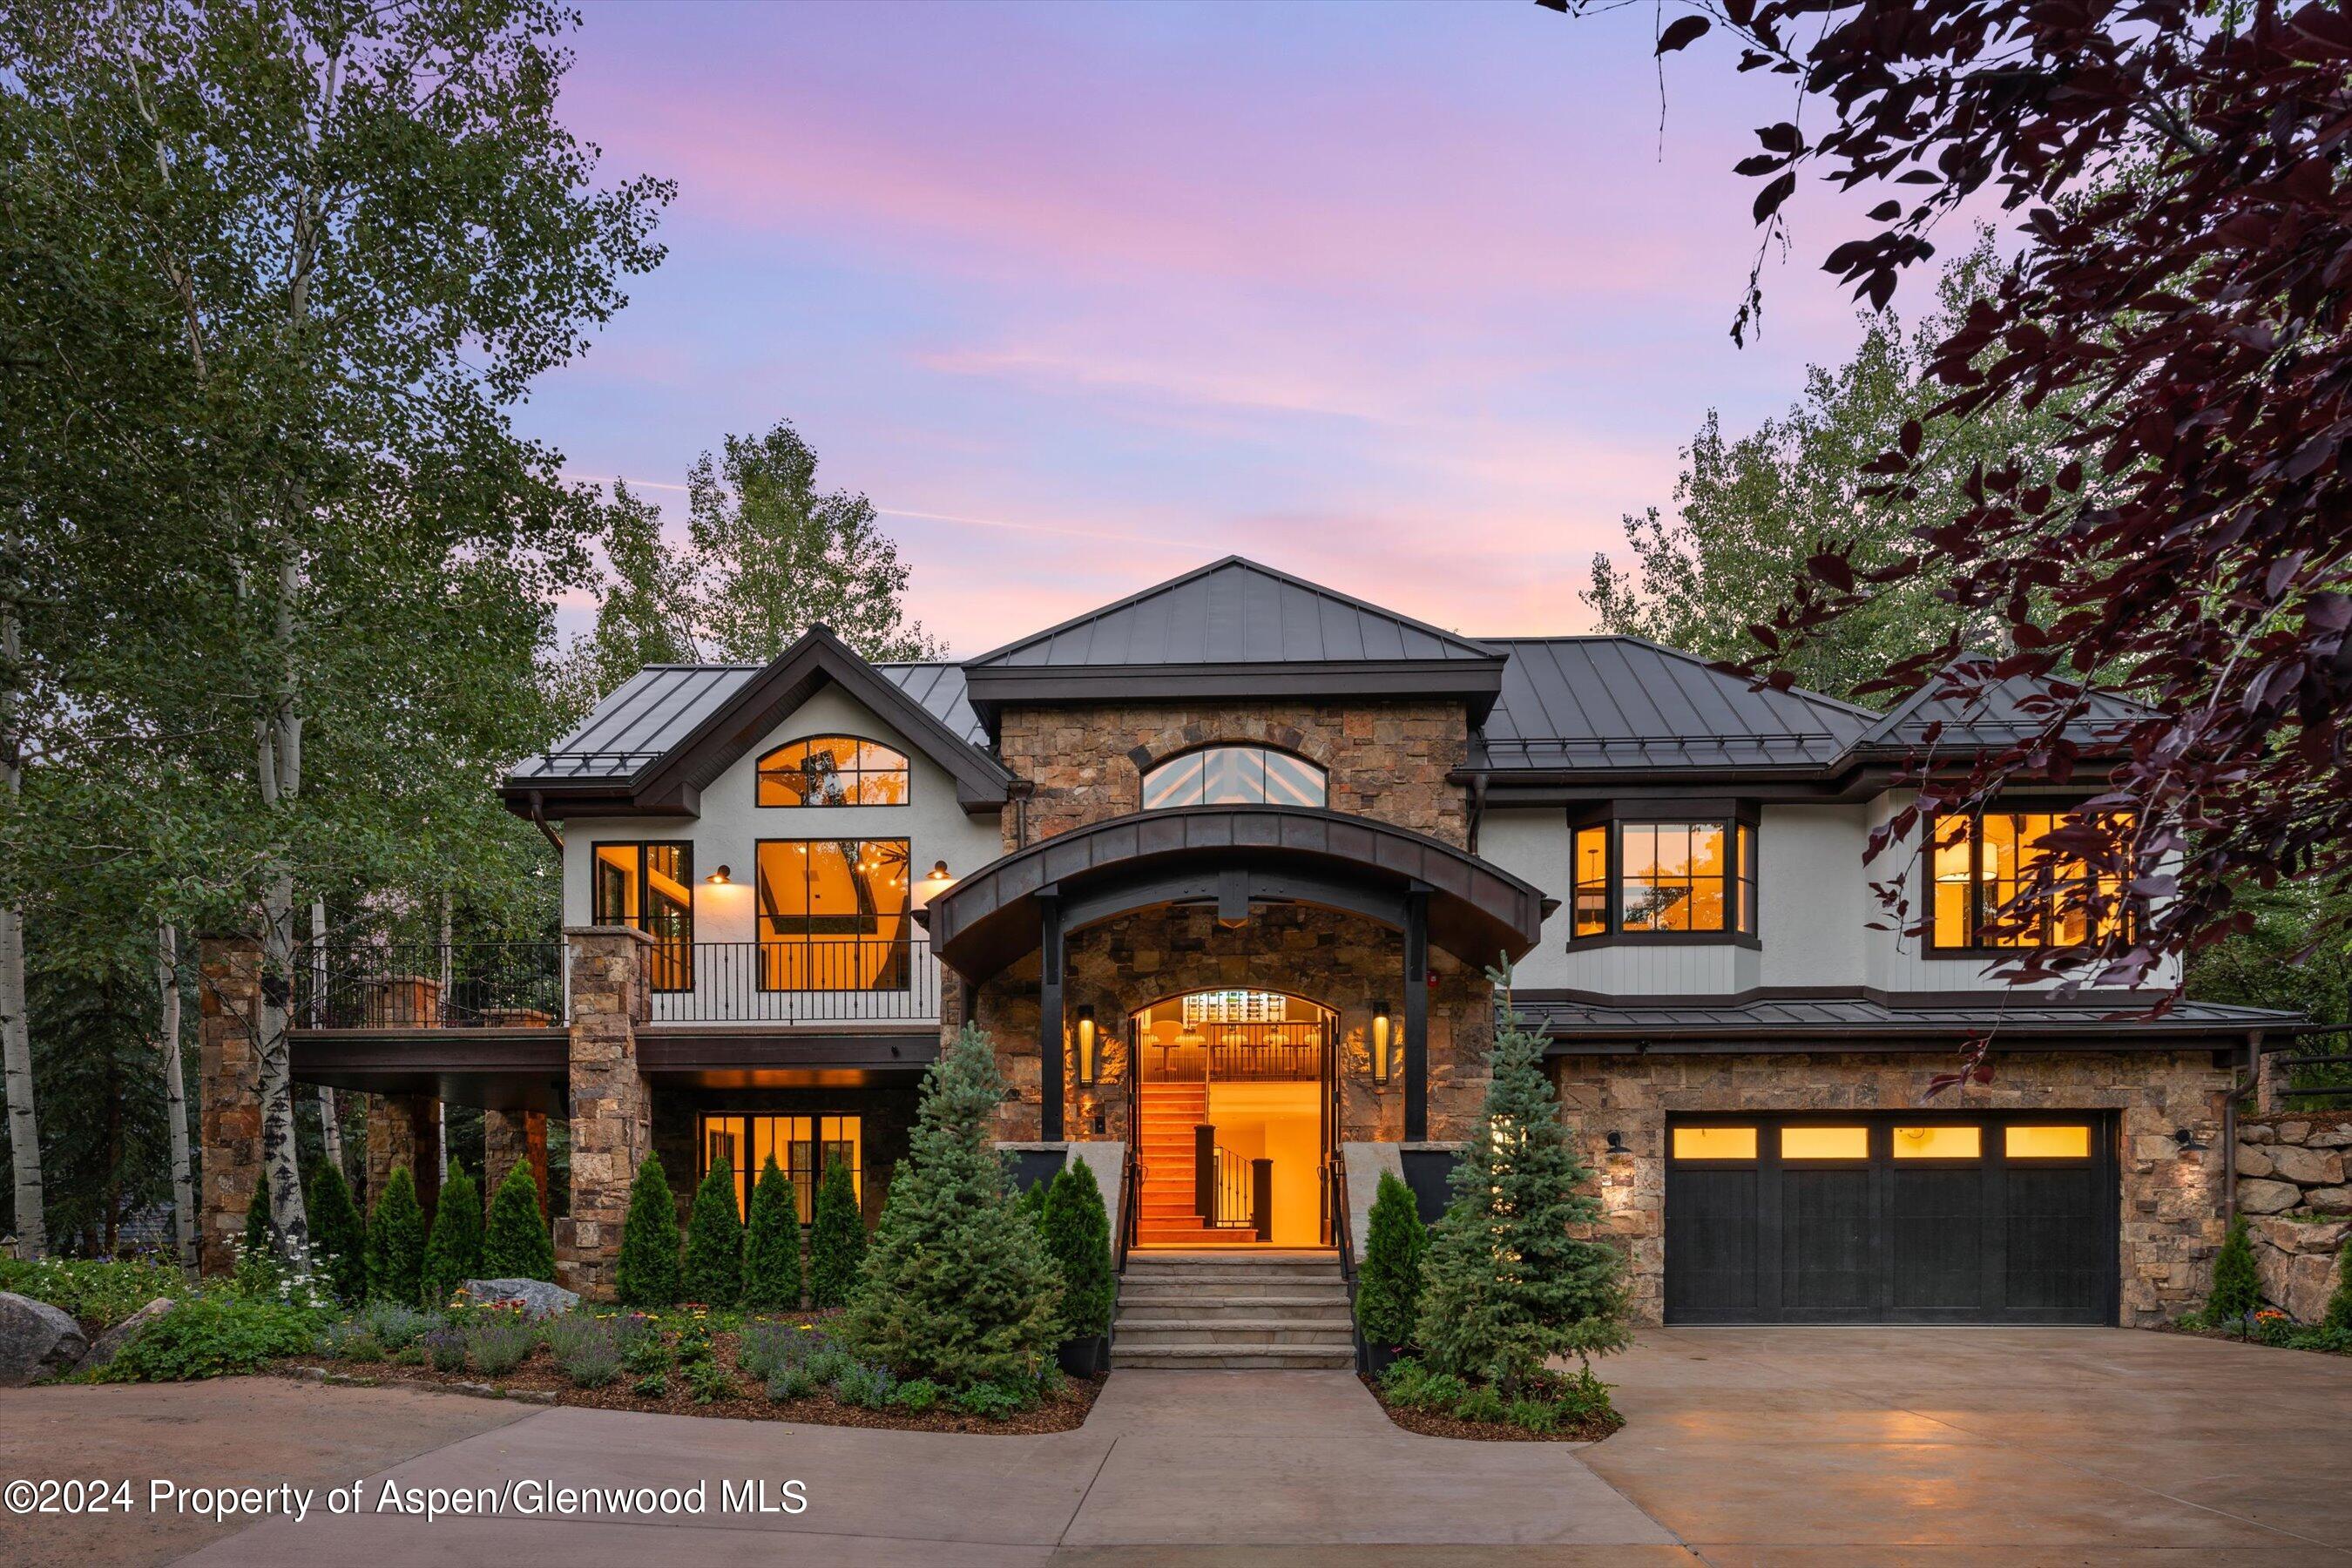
[1752, 804, 1869, 988]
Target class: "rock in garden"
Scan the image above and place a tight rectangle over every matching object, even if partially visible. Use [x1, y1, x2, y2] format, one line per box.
[2235, 1178, 2303, 1215]
[460, 1278, 578, 1321]
[79, 1299, 176, 1375]
[0, 1292, 89, 1386]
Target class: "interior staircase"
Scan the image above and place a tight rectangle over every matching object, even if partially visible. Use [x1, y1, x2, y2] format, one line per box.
[1136, 1081, 1222, 1246]
[1112, 1252, 1355, 1369]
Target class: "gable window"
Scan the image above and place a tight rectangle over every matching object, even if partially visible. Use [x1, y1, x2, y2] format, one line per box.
[1929, 808, 2135, 950]
[1142, 745, 1327, 809]
[754, 838, 911, 990]
[591, 841, 693, 991]
[1570, 815, 1756, 942]
[757, 735, 909, 807]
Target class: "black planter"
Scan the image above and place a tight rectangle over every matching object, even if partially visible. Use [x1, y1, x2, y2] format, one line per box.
[1361, 1337, 1405, 1378]
[1058, 1334, 1110, 1377]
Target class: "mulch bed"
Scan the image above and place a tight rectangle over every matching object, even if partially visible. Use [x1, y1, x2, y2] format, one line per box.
[1358, 1374, 1625, 1443]
[2153, 1321, 2351, 1358]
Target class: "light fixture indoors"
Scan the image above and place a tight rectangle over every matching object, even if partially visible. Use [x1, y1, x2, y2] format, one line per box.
[705, 864, 732, 885]
[1370, 1000, 1393, 1085]
[1075, 1004, 1098, 1086]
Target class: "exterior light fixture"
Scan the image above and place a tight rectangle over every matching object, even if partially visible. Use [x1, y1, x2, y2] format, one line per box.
[1370, 1000, 1393, 1085]
[913, 858, 956, 909]
[2172, 1126, 2207, 1152]
[1605, 1129, 1629, 1155]
[1075, 1004, 1098, 1086]
[706, 865, 733, 885]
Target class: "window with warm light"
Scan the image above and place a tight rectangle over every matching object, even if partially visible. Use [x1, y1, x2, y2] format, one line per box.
[1572, 825, 1609, 938]
[754, 838, 911, 991]
[1673, 1125, 1758, 1159]
[699, 1113, 862, 1222]
[1929, 808, 2137, 950]
[1781, 1125, 1869, 1159]
[2005, 1125, 2091, 1159]
[1141, 745, 1327, 809]
[591, 841, 693, 992]
[1570, 816, 1756, 941]
[756, 735, 909, 808]
[1891, 1125, 1982, 1159]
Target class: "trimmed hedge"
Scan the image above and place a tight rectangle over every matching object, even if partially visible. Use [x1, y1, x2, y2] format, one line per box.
[615, 1155, 682, 1308]
[742, 1155, 803, 1312]
[483, 1162, 558, 1282]
[683, 1154, 745, 1306]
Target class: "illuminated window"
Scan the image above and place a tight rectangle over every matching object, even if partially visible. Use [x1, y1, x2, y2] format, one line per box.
[754, 838, 911, 991]
[591, 841, 693, 992]
[1928, 808, 2136, 950]
[1781, 1125, 1869, 1159]
[2005, 1125, 2091, 1159]
[698, 1114, 862, 1222]
[757, 736, 909, 807]
[1571, 817, 1756, 941]
[1891, 1125, 1982, 1159]
[1573, 825, 1609, 938]
[1673, 1125, 1758, 1159]
[1142, 746, 1327, 809]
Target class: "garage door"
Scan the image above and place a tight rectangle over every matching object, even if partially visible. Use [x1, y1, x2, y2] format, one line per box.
[1664, 1113, 2118, 1325]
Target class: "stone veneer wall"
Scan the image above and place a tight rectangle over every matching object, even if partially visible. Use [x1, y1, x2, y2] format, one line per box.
[556, 924, 653, 1301]
[650, 1085, 917, 1232]
[1551, 1049, 2234, 1328]
[364, 1093, 440, 1218]
[195, 936, 263, 1275]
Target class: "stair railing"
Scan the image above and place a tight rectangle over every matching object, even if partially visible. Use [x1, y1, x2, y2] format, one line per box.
[1117, 1144, 1139, 1272]
[1207, 1144, 1260, 1232]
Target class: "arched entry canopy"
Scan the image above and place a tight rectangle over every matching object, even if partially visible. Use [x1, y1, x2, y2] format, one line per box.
[923, 804, 1555, 1143]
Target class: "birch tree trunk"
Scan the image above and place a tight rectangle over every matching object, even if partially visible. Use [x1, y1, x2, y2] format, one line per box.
[253, 553, 308, 1256]
[0, 571, 43, 1258]
[158, 924, 195, 1272]
[311, 899, 340, 1178]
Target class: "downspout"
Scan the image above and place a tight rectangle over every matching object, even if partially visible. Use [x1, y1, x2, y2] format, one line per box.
[1466, 771, 1488, 856]
[527, 790, 564, 855]
[1008, 779, 1035, 850]
[2227, 1030, 2260, 1220]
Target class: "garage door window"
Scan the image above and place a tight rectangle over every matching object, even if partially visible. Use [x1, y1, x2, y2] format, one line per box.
[1891, 1125, 1981, 1159]
[2005, 1125, 2091, 1159]
[1781, 1125, 1869, 1159]
[1673, 1125, 1756, 1159]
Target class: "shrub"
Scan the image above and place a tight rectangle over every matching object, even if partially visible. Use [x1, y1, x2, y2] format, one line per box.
[632, 1373, 667, 1398]
[1017, 1177, 1049, 1232]
[682, 1155, 745, 1307]
[682, 1356, 737, 1403]
[421, 1166, 485, 1310]
[2326, 1237, 2352, 1335]
[804, 1345, 855, 1384]
[1506, 1397, 1561, 1435]
[1451, 1384, 1507, 1425]
[614, 1156, 682, 1309]
[621, 1328, 674, 1375]
[1041, 1160, 1116, 1340]
[356, 1301, 436, 1352]
[892, 1376, 942, 1413]
[482, 1162, 558, 1283]
[321, 1322, 384, 1362]
[741, 1157, 803, 1313]
[243, 1179, 271, 1259]
[466, 1319, 537, 1376]
[1355, 1171, 1427, 1350]
[808, 1157, 866, 1309]
[0, 1258, 185, 1329]
[544, 1315, 622, 1387]
[2207, 1215, 2262, 1328]
[422, 1326, 469, 1372]
[768, 1363, 821, 1402]
[1416, 998, 1628, 1394]
[307, 1161, 368, 1304]
[100, 1298, 318, 1382]
[832, 1361, 896, 1409]
[839, 1025, 1062, 1385]
[367, 1167, 428, 1305]
[737, 1320, 806, 1382]
[950, 1380, 1029, 1420]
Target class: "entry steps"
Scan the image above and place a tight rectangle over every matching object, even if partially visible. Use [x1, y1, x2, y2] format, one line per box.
[1112, 1251, 1355, 1369]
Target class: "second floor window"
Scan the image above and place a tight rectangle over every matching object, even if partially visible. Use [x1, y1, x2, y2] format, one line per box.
[1142, 745, 1327, 809]
[1930, 808, 2135, 950]
[757, 736, 909, 807]
[1571, 818, 1756, 941]
[592, 841, 693, 991]
[754, 838, 911, 990]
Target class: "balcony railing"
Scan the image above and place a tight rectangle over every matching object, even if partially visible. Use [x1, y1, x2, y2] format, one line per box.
[647, 938, 942, 1026]
[293, 940, 568, 1031]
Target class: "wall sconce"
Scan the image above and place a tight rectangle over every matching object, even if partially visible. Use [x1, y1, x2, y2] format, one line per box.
[1605, 1129, 1629, 1156]
[1075, 1004, 1098, 1087]
[705, 864, 733, 885]
[1370, 1000, 1393, 1085]
[913, 858, 956, 909]
[2172, 1126, 2207, 1152]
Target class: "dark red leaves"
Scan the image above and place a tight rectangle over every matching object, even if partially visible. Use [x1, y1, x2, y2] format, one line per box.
[1808, 551, 1858, 592]
[1753, 169, 1796, 222]
[1657, 14, 1711, 52]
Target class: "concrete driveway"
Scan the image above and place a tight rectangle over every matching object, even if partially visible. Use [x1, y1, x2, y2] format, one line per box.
[0, 1329, 2345, 1565]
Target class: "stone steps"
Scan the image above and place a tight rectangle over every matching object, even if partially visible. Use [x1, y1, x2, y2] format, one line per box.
[1113, 1250, 1354, 1370]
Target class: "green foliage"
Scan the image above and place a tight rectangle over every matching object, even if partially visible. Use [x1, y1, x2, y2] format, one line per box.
[808, 1157, 866, 1310]
[355, 1301, 434, 1352]
[421, 1166, 484, 1310]
[366, 1168, 427, 1307]
[1017, 1178, 1049, 1232]
[306, 1160, 368, 1305]
[1041, 1160, 1115, 1339]
[2207, 1216, 2264, 1328]
[464, 1318, 537, 1376]
[741, 1156, 803, 1313]
[682, 1155, 745, 1306]
[321, 1321, 384, 1362]
[1355, 1172, 1428, 1348]
[2328, 1241, 2352, 1335]
[631, 1372, 667, 1398]
[892, 1377, 942, 1413]
[949, 1381, 1031, 1420]
[1416, 998, 1629, 1395]
[615, 1156, 682, 1309]
[481, 1162, 557, 1283]
[840, 1025, 1063, 1387]
[243, 1180, 271, 1261]
[99, 1298, 318, 1382]
[0, 1257, 184, 1328]
[681, 1356, 737, 1404]
[544, 1315, 622, 1387]
[767, 1362, 820, 1402]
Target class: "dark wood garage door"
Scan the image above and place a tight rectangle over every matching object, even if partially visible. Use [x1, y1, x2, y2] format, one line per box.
[1664, 1113, 2118, 1325]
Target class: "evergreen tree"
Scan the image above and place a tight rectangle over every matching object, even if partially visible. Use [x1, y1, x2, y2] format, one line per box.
[420, 1165, 484, 1308]
[2207, 1215, 2262, 1329]
[482, 1161, 557, 1281]
[1355, 1171, 1429, 1349]
[1016, 1174, 1050, 1234]
[682, 1154, 745, 1306]
[614, 1155, 682, 1309]
[367, 1167, 427, 1305]
[306, 1159, 368, 1303]
[2325, 1240, 2352, 1335]
[242, 1179, 271, 1260]
[839, 1025, 1062, 1386]
[1041, 1160, 1115, 1340]
[808, 1156, 866, 1310]
[741, 1155, 802, 1313]
[1416, 999, 1628, 1393]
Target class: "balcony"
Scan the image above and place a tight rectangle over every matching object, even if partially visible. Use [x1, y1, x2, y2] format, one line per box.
[647, 939, 943, 1027]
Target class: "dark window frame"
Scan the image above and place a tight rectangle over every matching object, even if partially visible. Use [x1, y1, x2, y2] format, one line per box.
[1922, 800, 2140, 955]
[754, 733, 913, 808]
[1139, 742, 1328, 810]
[1565, 803, 1760, 950]
[752, 835, 914, 993]
[696, 1112, 864, 1226]
[590, 839, 695, 992]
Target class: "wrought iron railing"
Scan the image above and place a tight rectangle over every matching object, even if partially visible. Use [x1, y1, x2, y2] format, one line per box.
[1203, 1022, 1324, 1081]
[1206, 1144, 1254, 1230]
[293, 940, 567, 1031]
[647, 938, 941, 1025]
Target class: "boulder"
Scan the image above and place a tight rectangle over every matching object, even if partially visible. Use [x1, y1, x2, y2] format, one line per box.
[2251, 1234, 2342, 1323]
[79, 1299, 176, 1375]
[2240, 1123, 2278, 1145]
[459, 1278, 578, 1321]
[2278, 1121, 2312, 1145]
[2236, 1178, 2303, 1215]
[0, 1293, 89, 1386]
[2305, 1186, 2352, 1214]
[2269, 1146, 2346, 1187]
[2234, 1144, 2276, 1179]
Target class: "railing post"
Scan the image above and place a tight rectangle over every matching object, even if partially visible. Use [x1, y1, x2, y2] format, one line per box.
[1251, 1158, 1273, 1242]
[1194, 1124, 1214, 1220]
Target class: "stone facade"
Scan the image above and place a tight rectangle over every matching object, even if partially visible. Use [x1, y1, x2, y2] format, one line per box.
[196, 936, 263, 1275]
[2247, 1215, 2349, 1322]
[483, 1109, 551, 1213]
[555, 925, 654, 1301]
[1552, 1049, 2234, 1328]
[2234, 1111, 2352, 1215]
[364, 1094, 442, 1217]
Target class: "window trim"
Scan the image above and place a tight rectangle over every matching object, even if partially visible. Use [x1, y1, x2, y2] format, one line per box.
[696, 1112, 864, 1226]
[1922, 798, 2139, 955]
[589, 839, 695, 993]
[1565, 803, 1760, 949]
[754, 733, 913, 808]
[1139, 741, 1329, 811]
[751, 835, 915, 994]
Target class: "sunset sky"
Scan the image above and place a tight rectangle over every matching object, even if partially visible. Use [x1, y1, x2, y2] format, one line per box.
[532, 1, 1912, 655]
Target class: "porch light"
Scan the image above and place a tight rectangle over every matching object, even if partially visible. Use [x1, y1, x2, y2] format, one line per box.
[706, 864, 733, 885]
[1075, 1004, 1098, 1086]
[913, 858, 956, 909]
[1370, 1000, 1393, 1085]
[1605, 1129, 1629, 1156]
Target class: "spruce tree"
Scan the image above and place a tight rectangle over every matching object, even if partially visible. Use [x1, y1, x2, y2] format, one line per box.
[808, 1156, 866, 1309]
[1017, 1175, 1049, 1232]
[839, 1025, 1062, 1386]
[742, 1155, 803, 1312]
[367, 1167, 428, 1305]
[482, 1162, 558, 1281]
[306, 1159, 368, 1303]
[614, 1155, 682, 1308]
[242, 1179, 271, 1260]
[682, 1154, 745, 1306]
[1416, 1002, 1628, 1393]
[2207, 1215, 2261, 1329]
[1355, 1170, 1428, 1349]
[1041, 1159, 1115, 1340]
[421, 1165, 485, 1308]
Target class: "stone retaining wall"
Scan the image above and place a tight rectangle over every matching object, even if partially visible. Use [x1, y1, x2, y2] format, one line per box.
[2237, 1111, 2352, 1321]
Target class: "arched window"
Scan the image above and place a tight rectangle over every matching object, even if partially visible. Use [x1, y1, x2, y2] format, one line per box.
[1141, 745, 1327, 809]
[756, 736, 909, 807]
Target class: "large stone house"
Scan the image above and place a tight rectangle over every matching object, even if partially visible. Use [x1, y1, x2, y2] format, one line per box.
[230, 557, 2299, 1342]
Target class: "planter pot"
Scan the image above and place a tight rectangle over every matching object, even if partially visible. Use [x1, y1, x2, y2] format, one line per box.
[1361, 1338, 1406, 1378]
[1058, 1335, 1110, 1377]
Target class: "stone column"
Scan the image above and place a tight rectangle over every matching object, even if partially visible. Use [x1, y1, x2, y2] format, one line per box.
[483, 1108, 551, 1210]
[197, 935, 264, 1275]
[2257, 1046, 2291, 1115]
[555, 925, 652, 1301]
[365, 1093, 442, 1217]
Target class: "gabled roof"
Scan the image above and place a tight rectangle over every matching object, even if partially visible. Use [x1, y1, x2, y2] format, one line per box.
[959, 557, 1508, 735]
[502, 628, 1009, 819]
[1853, 653, 2159, 754]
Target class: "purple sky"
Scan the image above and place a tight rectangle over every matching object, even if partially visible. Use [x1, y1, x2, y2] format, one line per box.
[533, 2, 1903, 656]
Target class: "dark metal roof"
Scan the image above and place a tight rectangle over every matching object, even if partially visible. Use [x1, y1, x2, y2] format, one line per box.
[1521, 990, 2300, 1051]
[1855, 654, 2159, 754]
